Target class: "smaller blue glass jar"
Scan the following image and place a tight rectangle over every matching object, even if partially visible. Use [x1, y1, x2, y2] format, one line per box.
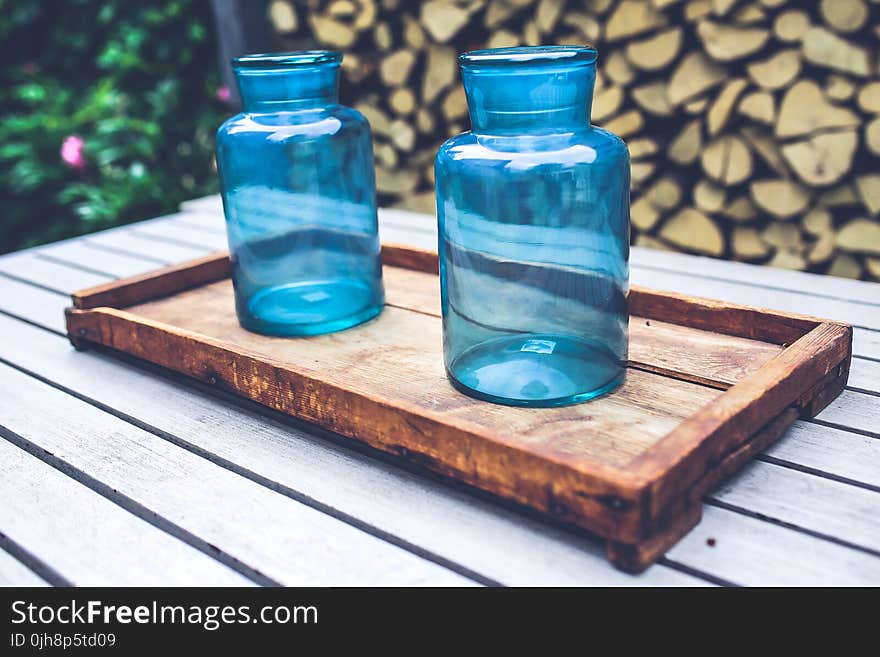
[435, 46, 630, 407]
[216, 51, 384, 336]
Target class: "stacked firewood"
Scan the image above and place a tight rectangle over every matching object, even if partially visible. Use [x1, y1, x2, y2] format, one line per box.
[268, 0, 880, 281]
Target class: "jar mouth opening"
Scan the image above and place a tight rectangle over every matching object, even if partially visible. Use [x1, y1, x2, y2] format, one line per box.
[459, 46, 597, 70]
[233, 50, 342, 70]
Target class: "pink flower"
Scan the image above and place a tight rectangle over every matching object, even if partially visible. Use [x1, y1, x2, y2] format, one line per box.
[216, 85, 231, 103]
[60, 135, 87, 171]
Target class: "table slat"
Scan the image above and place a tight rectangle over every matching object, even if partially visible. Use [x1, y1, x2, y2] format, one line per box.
[815, 390, 880, 438]
[86, 230, 208, 264]
[666, 504, 880, 586]
[713, 461, 880, 554]
[0, 437, 252, 586]
[0, 252, 110, 294]
[0, 275, 68, 334]
[40, 241, 161, 279]
[762, 422, 880, 490]
[0, 361, 473, 586]
[131, 220, 228, 252]
[848, 358, 880, 395]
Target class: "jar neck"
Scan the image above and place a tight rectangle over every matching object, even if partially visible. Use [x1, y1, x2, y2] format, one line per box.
[463, 66, 594, 134]
[460, 47, 597, 135]
[234, 64, 340, 112]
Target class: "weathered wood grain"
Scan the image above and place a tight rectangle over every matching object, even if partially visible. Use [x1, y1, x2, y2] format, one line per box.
[22, 234, 866, 458]
[381, 243, 439, 274]
[382, 260, 443, 313]
[0, 361, 473, 586]
[115, 256, 840, 410]
[608, 504, 703, 573]
[135, 288, 719, 468]
[47, 205, 880, 368]
[453, 250, 822, 345]
[20, 302, 871, 583]
[629, 285, 824, 344]
[0, 437, 252, 586]
[627, 317, 784, 387]
[181, 200, 880, 348]
[56, 228, 880, 390]
[71, 244, 436, 311]
[0, 229, 868, 580]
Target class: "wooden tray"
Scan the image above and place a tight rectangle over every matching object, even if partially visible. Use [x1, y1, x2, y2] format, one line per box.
[65, 243, 852, 572]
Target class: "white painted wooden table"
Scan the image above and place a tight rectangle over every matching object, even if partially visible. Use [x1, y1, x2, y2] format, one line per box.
[1, 194, 878, 586]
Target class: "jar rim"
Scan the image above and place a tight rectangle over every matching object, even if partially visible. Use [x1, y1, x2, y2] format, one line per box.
[233, 50, 342, 69]
[459, 46, 597, 69]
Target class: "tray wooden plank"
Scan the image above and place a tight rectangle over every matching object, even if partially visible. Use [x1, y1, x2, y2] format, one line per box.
[65, 245, 852, 571]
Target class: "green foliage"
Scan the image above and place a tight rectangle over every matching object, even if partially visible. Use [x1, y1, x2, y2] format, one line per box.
[0, 0, 228, 253]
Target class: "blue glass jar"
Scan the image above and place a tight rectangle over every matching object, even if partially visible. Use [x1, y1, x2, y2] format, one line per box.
[435, 46, 630, 407]
[216, 51, 384, 336]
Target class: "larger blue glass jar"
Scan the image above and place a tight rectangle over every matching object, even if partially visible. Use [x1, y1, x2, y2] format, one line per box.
[216, 51, 384, 336]
[435, 46, 630, 407]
